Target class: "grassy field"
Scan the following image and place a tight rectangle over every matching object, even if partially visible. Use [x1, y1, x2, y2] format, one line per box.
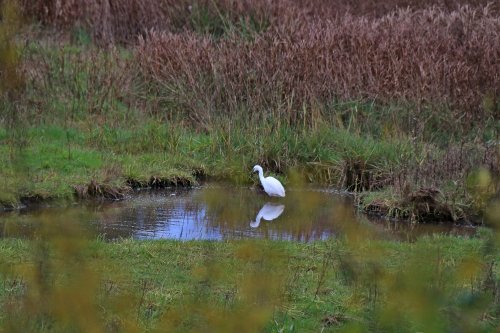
[1, 225, 499, 332]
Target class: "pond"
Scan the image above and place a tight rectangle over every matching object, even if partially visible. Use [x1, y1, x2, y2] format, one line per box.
[0, 184, 474, 241]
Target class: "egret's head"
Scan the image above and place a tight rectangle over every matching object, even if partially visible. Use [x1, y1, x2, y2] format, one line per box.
[252, 165, 262, 173]
[249, 220, 259, 228]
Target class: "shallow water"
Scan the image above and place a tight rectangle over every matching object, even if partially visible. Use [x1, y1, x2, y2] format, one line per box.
[0, 185, 475, 241]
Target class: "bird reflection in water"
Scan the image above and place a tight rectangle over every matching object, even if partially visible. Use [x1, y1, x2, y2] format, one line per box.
[250, 203, 285, 228]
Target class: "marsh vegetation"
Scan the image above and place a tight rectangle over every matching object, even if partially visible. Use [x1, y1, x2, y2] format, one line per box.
[0, 0, 500, 331]
[1, 0, 498, 221]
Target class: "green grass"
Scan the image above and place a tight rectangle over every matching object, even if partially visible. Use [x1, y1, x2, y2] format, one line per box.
[0, 122, 411, 207]
[0, 232, 498, 332]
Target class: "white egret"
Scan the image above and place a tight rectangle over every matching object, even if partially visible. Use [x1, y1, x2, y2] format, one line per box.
[252, 165, 285, 197]
[250, 203, 285, 228]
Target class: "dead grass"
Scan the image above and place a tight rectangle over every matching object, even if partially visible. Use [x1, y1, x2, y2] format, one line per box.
[18, 0, 499, 43]
[363, 143, 499, 222]
[126, 175, 195, 189]
[15, 2, 500, 133]
[137, 5, 500, 130]
[393, 142, 499, 192]
[73, 180, 130, 200]
[364, 187, 458, 222]
[18, 0, 275, 43]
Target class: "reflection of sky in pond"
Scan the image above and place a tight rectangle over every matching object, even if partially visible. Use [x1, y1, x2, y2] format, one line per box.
[89, 186, 341, 241]
[132, 206, 219, 240]
[0, 185, 476, 241]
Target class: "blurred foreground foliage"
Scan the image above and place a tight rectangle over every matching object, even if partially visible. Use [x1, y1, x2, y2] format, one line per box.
[0, 197, 499, 332]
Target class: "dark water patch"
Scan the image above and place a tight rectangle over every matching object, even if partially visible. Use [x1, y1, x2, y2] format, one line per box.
[366, 217, 477, 242]
[0, 185, 475, 241]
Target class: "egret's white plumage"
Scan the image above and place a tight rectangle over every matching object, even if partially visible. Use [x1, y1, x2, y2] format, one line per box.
[252, 165, 285, 197]
[250, 203, 285, 228]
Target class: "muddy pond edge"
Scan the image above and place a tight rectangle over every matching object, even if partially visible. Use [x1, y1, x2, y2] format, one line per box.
[0, 171, 486, 226]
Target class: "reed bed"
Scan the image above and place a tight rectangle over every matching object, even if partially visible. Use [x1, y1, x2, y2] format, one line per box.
[13, 1, 500, 133]
[0, 0, 497, 217]
[19, 0, 498, 43]
[137, 5, 500, 131]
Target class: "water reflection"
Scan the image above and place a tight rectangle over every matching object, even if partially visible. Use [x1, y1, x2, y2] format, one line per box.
[250, 203, 285, 228]
[0, 185, 476, 241]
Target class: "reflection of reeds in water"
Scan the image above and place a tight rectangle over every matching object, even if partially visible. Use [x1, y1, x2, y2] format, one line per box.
[0, 213, 38, 239]
[2, 187, 474, 241]
[1, 187, 478, 242]
[200, 186, 357, 241]
[62, 186, 351, 241]
[367, 216, 477, 242]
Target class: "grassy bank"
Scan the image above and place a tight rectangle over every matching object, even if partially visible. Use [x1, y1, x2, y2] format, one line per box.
[1, 231, 499, 332]
[0, 0, 498, 221]
[0, 121, 411, 203]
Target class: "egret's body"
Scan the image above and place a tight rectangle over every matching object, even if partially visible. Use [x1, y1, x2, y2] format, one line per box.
[250, 203, 285, 228]
[252, 165, 285, 197]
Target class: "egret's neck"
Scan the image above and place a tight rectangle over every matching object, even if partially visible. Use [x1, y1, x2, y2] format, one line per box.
[256, 211, 264, 223]
[257, 169, 264, 182]
[250, 212, 263, 228]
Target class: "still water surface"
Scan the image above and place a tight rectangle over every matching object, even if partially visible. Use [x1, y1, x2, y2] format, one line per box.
[0, 185, 474, 241]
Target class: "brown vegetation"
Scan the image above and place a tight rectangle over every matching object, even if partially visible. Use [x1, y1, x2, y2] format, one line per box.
[126, 176, 195, 188]
[73, 176, 196, 200]
[364, 187, 457, 221]
[19, 0, 273, 43]
[15, 1, 500, 131]
[137, 5, 500, 130]
[74, 180, 131, 200]
[18, 0, 499, 43]
[363, 143, 499, 222]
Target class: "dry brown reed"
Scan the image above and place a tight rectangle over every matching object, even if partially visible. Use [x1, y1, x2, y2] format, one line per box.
[364, 143, 499, 221]
[20, 45, 136, 124]
[73, 180, 131, 200]
[15, 1, 500, 130]
[18, 0, 498, 42]
[385, 142, 498, 195]
[18, 0, 274, 43]
[137, 5, 500, 129]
